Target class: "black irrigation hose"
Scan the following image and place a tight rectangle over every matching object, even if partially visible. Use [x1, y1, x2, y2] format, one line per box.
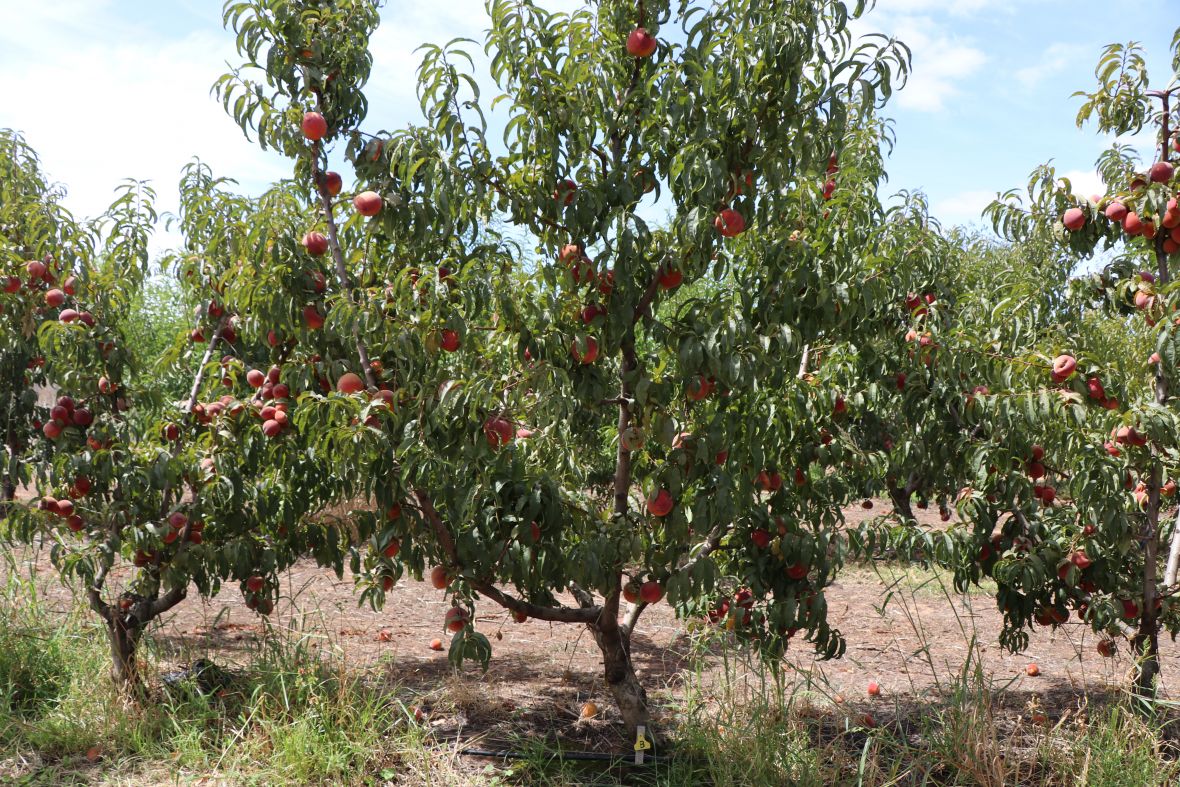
[458, 748, 674, 765]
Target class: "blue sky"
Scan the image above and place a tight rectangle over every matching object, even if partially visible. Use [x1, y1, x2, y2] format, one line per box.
[0, 0, 1175, 252]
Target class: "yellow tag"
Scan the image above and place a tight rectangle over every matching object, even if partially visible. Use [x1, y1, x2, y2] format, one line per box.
[634, 735, 651, 751]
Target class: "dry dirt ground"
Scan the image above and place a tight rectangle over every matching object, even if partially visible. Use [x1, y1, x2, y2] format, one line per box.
[2, 501, 1175, 768]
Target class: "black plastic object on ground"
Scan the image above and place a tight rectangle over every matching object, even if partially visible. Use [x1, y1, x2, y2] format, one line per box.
[458, 747, 671, 765]
[160, 658, 231, 694]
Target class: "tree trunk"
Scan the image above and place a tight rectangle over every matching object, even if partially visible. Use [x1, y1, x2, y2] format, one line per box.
[106, 617, 142, 692]
[2, 429, 17, 510]
[1, 476, 15, 520]
[1131, 614, 1160, 702]
[888, 485, 914, 522]
[592, 613, 652, 741]
[1139, 108, 1172, 704]
[1133, 469, 1163, 705]
[1132, 506, 1161, 703]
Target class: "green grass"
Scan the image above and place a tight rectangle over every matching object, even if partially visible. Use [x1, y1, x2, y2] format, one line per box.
[652, 642, 1180, 787]
[1062, 706, 1180, 786]
[1, 567, 1179, 786]
[842, 559, 998, 599]
[0, 590, 71, 721]
[0, 574, 443, 785]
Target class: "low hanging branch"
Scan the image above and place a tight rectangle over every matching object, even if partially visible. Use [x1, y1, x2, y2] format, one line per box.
[413, 488, 600, 623]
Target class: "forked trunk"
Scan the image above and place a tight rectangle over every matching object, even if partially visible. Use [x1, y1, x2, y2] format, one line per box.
[592, 615, 652, 741]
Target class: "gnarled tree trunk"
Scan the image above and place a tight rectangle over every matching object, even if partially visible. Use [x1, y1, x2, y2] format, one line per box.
[591, 598, 652, 741]
[1131, 611, 1160, 701]
[90, 581, 187, 695]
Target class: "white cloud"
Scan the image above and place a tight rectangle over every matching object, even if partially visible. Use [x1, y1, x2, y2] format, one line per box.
[931, 172, 1106, 227]
[1103, 128, 1165, 166]
[1015, 43, 1085, 90]
[898, 46, 987, 112]
[0, 0, 119, 47]
[0, 6, 291, 255]
[1060, 168, 1105, 199]
[368, 0, 584, 108]
[0, 0, 587, 259]
[884, 17, 987, 112]
[931, 189, 996, 225]
[877, 0, 1002, 15]
[851, 7, 987, 113]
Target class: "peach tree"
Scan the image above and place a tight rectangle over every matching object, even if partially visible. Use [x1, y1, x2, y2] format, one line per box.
[2, 147, 374, 688]
[0, 130, 116, 507]
[0, 154, 173, 685]
[214, 0, 911, 737]
[852, 30, 1180, 703]
[988, 32, 1180, 699]
[832, 209, 1090, 524]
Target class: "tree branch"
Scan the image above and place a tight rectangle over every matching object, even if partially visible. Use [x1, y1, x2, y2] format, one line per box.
[676, 521, 728, 577]
[413, 488, 458, 564]
[310, 147, 378, 389]
[88, 562, 112, 624]
[620, 600, 647, 638]
[145, 585, 188, 621]
[568, 581, 596, 608]
[1164, 506, 1180, 588]
[631, 273, 663, 325]
[1011, 508, 1032, 535]
[469, 579, 599, 623]
[415, 489, 599, 622]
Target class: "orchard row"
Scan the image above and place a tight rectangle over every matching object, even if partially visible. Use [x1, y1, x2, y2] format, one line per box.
[3, 1, 1180, 738]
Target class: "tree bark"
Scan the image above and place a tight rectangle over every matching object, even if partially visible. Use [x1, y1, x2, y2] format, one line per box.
[1132, 574, 1162, 702]
[888, 485, 915, 522]
[1133, 101, 1174, 705]
[1135, 104, 1174, 703]
[600, 326, 654, 740]
[592, 610, 651, 739]
[105, 617, 142, 691]
[1133, 470, 1163, 703]
[1163, 506, 1180, 588]
[2, 426, 18, 511]
[306, 99, 377, 390]
[1132, 613, 1161, 702]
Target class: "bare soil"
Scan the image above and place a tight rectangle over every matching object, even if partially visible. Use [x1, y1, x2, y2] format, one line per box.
[3, 500, 1174, 764]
